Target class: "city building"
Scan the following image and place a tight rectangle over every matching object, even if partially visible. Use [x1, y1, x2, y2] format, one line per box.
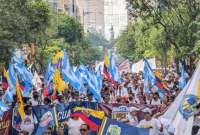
[44, 0, 67, 13]
[74, 0, 104, 34]
[104, 0, 128, 40]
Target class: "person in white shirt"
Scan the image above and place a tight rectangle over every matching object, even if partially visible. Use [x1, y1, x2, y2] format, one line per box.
[151, 93, 161, 105]
[20, 105, 38, 135]
[137, 108, 162, 135]
[121, 84, 129, 98]
[66, 116, 85, 135]
[127, 107, 139, 126]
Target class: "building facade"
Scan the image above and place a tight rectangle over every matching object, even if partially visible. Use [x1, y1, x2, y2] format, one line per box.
[74, 0, 104, 34]
[104, 0, 128, 40]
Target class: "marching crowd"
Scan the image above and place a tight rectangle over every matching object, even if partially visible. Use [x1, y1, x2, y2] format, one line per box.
[0, 66, 191, 135]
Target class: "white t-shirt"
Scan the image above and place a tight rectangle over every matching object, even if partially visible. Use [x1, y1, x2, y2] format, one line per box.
[151, 99, 161, 105]
[67, 118, 85, 135]
[20, 114, 38, 135]
[137, 118, 161, 135]
[121, 87, 128, 97]
[127, 114, 138, 126]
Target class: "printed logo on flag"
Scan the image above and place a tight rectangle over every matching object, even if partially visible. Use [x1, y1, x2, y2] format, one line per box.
[106, 125, 121, 135]
[39, 111, 53, 127]
[179, 94, 199, 119]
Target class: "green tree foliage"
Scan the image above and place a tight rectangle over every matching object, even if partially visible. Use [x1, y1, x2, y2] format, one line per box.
[0, 0, 51, 47]
[0, 0, 51, 64]
[35, 12, 101, 70]
[0, 0, 101, 69]
[57, 15, 83, 43]
[117, 0, 200, 68]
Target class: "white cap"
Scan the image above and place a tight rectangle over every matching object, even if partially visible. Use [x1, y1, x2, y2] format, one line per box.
[130, 107, 139, 112]
[142, 108, 152, 114]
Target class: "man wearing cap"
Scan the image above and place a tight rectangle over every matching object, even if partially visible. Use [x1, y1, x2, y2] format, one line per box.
[137, 108, 163, 135]
[127, 107, 139, 126]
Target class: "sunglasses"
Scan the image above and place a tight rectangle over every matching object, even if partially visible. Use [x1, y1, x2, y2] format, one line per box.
[80, 129, 87, 132]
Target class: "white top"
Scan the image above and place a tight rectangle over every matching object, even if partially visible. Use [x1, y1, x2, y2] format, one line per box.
[137, 118, 161, 135]
[151, 99, 161, 106]
[127, 114, 138, 126]
[20, 114, 38, 135]
[121, 87, 128, 97]
[67, 118, 85, 135]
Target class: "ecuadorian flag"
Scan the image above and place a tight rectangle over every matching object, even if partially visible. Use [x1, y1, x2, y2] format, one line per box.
[103, 53, 111, 80]
[71, 107, 105, 131]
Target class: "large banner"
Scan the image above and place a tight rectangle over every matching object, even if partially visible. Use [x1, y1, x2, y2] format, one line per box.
[99, 118, 149, 135]
[0, 110, 12, 135]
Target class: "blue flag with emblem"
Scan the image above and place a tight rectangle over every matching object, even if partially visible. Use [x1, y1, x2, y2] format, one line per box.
[99, 118, 149, 135]
[34, 108, 55, 135]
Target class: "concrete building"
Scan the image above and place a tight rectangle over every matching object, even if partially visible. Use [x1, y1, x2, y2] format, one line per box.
[74, 0, 104, 34]
[44, 0, 67, 12]
[104, 0, 128, 40]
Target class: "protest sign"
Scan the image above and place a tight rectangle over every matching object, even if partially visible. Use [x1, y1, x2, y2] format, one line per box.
[112, 106, 129, 120]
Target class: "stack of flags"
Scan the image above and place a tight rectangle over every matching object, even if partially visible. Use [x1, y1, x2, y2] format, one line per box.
[44, 50, 85, 95]
[77, 65, 102, 102]
[2, 49, 34, 122]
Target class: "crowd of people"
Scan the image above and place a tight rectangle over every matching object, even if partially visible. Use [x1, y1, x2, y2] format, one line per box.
[0, 64, 189, 135]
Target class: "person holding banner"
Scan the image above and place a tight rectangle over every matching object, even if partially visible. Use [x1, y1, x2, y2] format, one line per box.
[65, 116, 85, 135]
[20, 105, 38, 135]
[127, 107, 139, 126]
[137, 108, 163, 135]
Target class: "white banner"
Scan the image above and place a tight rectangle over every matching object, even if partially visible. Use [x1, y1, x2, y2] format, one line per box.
[131, 58, 156, 73]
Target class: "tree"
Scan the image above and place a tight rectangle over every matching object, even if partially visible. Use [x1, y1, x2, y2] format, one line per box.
[122, 0, 200, 70]
[127, 0, 200, 51]
[85, 32, 112, 59]
[57, 15, 83, 43]
[0, 0, 51, 64]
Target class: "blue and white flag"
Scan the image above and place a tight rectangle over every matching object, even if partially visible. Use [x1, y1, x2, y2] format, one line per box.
[97, 68, 102, 91]
[109, 53, 121, 83]
[0, 101, 9, 112]
[3, 64, 17, 102]
[179, 62, 186, 90]
[61, 52, 85, 93]
[44, 57, 55, 86]
[85, 70, 102, 102]
[143, 59, 155, 94]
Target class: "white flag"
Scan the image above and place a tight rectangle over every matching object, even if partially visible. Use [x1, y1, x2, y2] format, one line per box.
[32, 71, 42, 90]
